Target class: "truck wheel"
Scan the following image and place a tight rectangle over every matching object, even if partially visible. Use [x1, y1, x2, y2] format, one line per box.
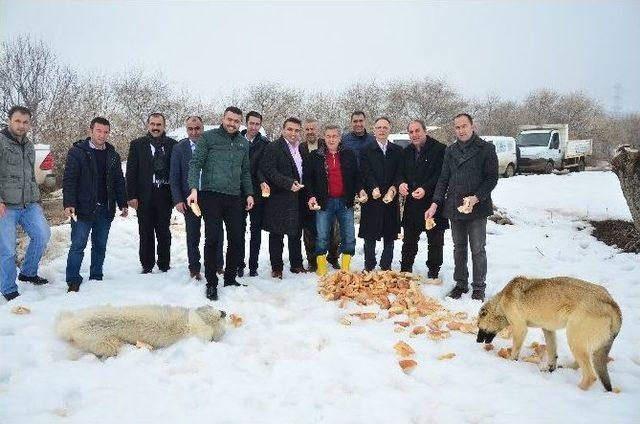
[504, 164, 515, 178]
[577, 158, 586, 172]
[544, 161, 554, 174]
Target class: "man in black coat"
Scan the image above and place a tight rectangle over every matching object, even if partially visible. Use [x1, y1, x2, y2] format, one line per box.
[260, 117, 306, 279]
[170, 116, 223, 281]
[238, 111, 270, 277]
[397, 120, 448, 279]
[126, 113, 177, 273]
[426, 113, 499, 301]
[358, 117, 403, 271]
[63, 117, 128, 292]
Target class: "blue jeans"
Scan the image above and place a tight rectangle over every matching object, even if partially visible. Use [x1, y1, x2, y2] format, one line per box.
[0, 203, 51, 295]
[65, 205, 112, 284]
[315, 198, 355, 256]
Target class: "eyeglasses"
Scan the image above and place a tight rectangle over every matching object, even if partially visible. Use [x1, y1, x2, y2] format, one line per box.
[187, 127, 202, 131]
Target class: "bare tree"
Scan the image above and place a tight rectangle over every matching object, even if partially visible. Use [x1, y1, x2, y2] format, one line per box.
[338, 80, 385, 129]
[238, 82, 304, 138]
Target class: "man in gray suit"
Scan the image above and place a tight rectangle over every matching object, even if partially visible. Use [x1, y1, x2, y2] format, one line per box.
[426, 113, 498, 301]
[170, 116, 223, 280]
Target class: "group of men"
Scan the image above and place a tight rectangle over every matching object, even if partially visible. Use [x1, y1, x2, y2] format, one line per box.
[0, 105, 498, 304]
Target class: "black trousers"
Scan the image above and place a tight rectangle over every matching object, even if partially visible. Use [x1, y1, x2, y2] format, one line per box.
[269, 230, 303, 271]
[199, 191, 243, 286]
[238, 201, 265, 272]
[184, 205, 223, 273]
[136, 185, 172, 271]
[400, 225, 445, 277]
[363, 237, 395, 271]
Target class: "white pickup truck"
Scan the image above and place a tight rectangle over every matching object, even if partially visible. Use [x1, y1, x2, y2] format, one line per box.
[516, 124, 592, 174]
[34, 143, 56, 188]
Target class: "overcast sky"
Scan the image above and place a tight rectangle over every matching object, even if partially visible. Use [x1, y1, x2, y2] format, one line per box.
[1, 0, 638, 113]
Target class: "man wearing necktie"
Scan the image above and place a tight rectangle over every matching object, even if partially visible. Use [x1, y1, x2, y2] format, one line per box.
[170, 116, 224, 281]
[126, 113, 177, 274]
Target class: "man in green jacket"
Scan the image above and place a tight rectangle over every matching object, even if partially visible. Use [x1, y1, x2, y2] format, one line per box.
[187, 106, 254, 301]
[0, 106, 51, 301]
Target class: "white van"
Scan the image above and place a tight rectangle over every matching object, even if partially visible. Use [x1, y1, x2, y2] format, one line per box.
[482, 136, 517, 178]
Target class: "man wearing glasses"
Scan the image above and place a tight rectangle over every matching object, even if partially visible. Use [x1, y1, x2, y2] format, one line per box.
[170, 116, 223, 281]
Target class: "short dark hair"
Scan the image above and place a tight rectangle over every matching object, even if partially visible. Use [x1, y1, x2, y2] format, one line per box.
[283, 117, 302, 128]
[245, 111, 263, 123]
[90, 117, 110, 129]
[324, 125, 342, 134]
[185, 115, 203, 123]
[454, 113, 473, 124]
[224, 106, 243, 116]
[147, 112, 166, 124]
[374, 116, 391, 125]
[351, 111, 366, 120]
[8, 106, 32, 119]
[408, 119, 426, 131]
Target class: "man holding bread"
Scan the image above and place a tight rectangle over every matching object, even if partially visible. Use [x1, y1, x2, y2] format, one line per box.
[397, 120, 447, 281]
[186, 107, 254, 301]
[425, 113, 498, 301]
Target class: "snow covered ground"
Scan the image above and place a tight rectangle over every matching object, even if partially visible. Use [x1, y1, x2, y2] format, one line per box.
[1, 171, 638, 424]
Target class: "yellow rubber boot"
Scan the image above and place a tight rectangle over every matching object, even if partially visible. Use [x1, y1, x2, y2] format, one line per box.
[316, 254, 328, 276]
[340, 254, 352, 272]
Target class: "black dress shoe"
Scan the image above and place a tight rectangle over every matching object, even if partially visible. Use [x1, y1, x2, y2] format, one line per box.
[271, 270, 283, 279]
[89, 275, 103, 281]
[249, 270, 258, 277]
[327, 258, 340, 270]
[237, 268, 244, 278]
[471, 289, 486, 302]
[223, 280, 246, 287]
[67, 282, 81, 293]
[290, 266, 307, 274]
[159, 266, 170, 273]
[447, 286, 469, 299]
[18, 274, 48, 285]
[3, 291, 19, 301]
[142, 268, 153, 274]
[206, 285, 218, 301]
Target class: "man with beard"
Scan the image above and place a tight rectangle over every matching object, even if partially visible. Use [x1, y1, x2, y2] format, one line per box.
[186, 107, 254, 301]
[126, 113, 177, 274]
[358, 117, 402, 271]
[237, 111, 270, 277]
[170, 116, 224, 281]
[0, 106, 51, 301]
[341, 111, 375, 162]
[426, 113, 498, 301]
[299, 118, 340, 272]
[398, 120, 447, 281]
[261, 117, 307, 279]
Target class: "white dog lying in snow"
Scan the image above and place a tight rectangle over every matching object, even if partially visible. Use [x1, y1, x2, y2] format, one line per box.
[56, 304, 226, 357]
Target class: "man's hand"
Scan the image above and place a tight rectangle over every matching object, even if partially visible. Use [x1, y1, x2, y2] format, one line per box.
[0, 202, 5, 218]
[466, 195, 479, 208]
[308, 197, 319, 210]
[411, 188, 426, 200]
[186, 189, 198, 206]
[120, 207, 129, 218]
[64, 207, 75, 218]
[176, 202, 187, 214]
[291, 181, 303, 192]
[357, 190, 368, 203]
[246, 196, 254, 211]
[128, 199, 139, 210]
[425, 203, 438, 220]
[371, 187, 381, 199]
[399, 183, 409, 197]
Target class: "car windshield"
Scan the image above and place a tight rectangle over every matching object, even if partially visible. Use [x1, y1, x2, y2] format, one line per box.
[517, 132, 550, 147]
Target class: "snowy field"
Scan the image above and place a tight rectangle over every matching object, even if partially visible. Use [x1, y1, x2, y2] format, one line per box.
[1, 171, 638, 424]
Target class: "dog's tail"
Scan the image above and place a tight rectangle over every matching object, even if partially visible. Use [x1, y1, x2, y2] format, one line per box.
[593, 301, 622, 392]
[55, 311, 77, 341]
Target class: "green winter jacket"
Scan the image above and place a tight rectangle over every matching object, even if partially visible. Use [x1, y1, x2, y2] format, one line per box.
[188, 127, 253, 197]
[0, 128, 40, 206]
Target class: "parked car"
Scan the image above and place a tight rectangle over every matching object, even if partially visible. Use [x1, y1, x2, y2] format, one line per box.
[34, 143, 56, 188]
[516, 124, 592, 173]
[483, 136, 518, 177]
